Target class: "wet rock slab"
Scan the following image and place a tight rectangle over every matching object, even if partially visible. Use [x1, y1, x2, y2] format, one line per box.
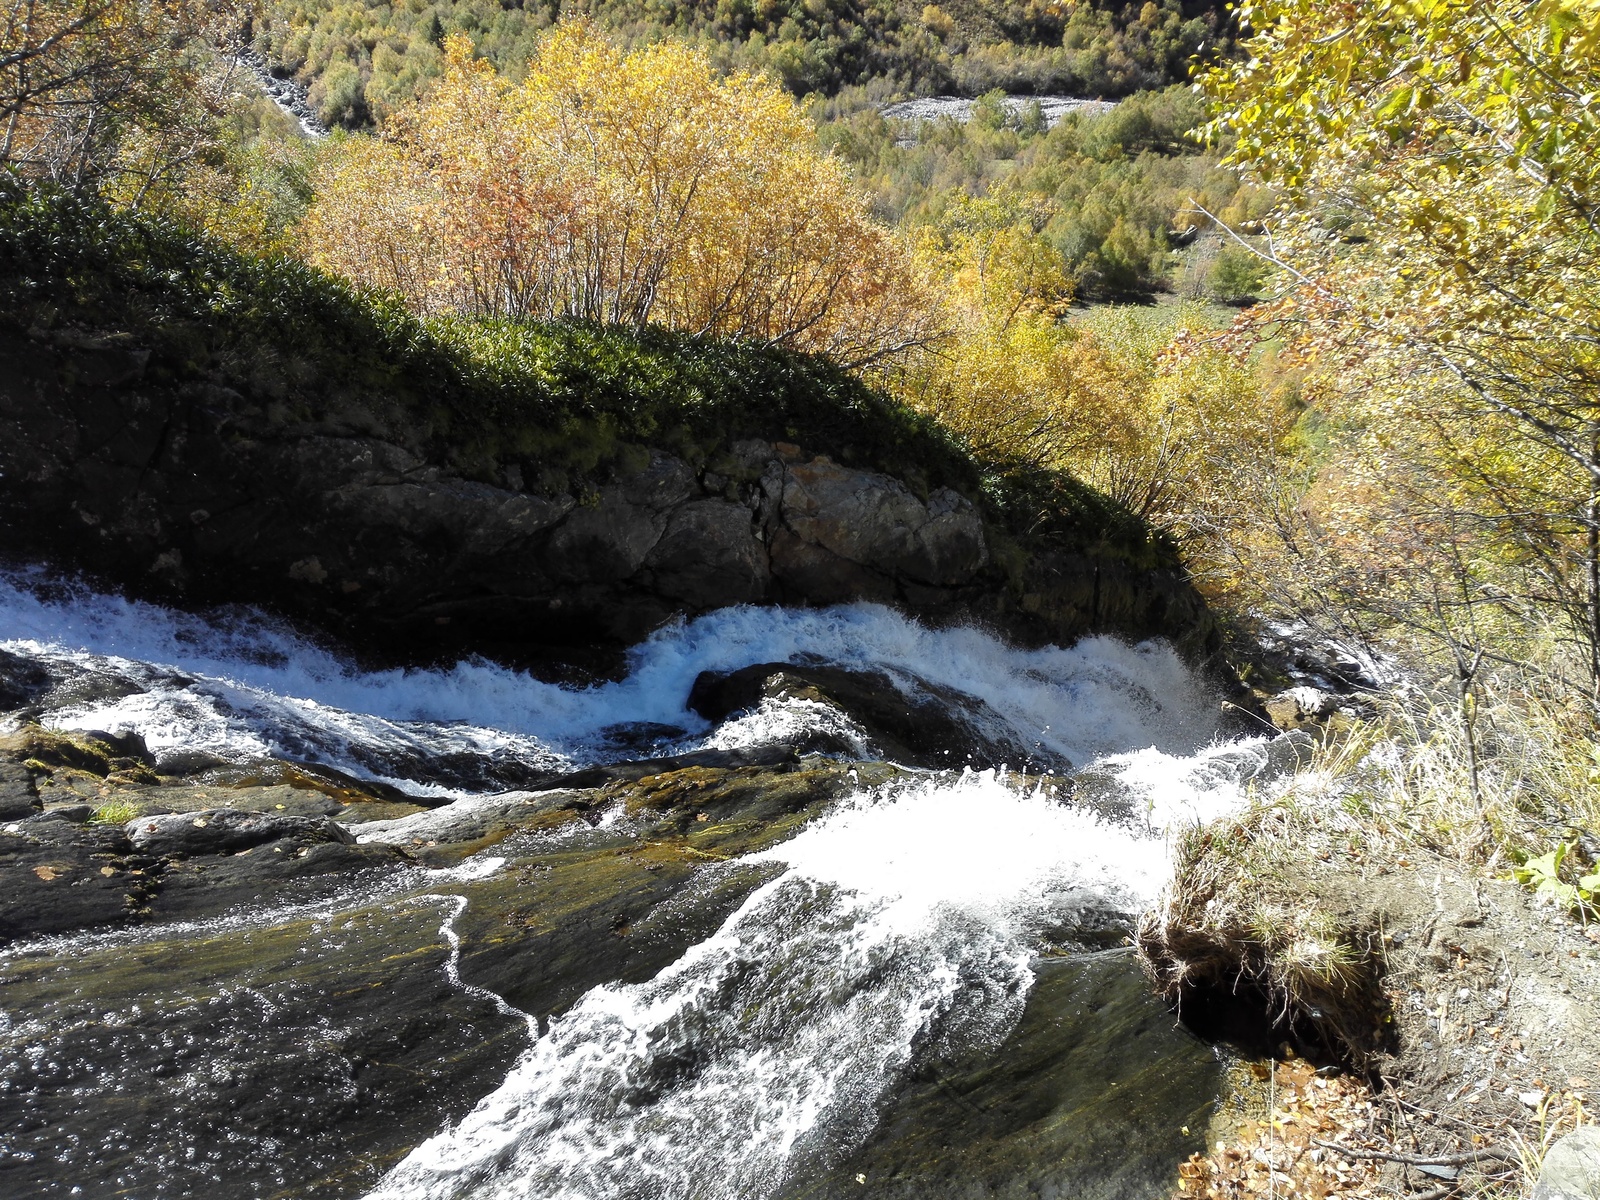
[0, 755, 881, 1198]
[783, 950, 1220, 1200]
[0, 815, 159, 942]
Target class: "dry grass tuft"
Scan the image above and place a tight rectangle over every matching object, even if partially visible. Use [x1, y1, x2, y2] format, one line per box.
[1147, 670, 1600, 1200]
[1138, 795, 1395, 1072]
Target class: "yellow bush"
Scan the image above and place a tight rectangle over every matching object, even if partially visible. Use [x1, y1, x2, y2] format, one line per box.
[299, 23, 937, 367]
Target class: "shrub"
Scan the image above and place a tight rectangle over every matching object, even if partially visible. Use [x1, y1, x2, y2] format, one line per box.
[1208, 244, 1268, 304]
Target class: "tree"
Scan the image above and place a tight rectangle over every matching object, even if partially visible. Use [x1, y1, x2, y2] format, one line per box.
[1199, 0, 1600, 695]
[896, 191, 1285, 548]
[1, 0, 234, 189]
[299, 24, 938, 367]
[896, 190, 1084, 465]
[1206, 244, 1266, 304]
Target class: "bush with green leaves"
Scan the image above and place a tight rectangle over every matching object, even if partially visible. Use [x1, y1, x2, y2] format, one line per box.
[1207, 244, 1269, 304]
[1513, 842, 1600, 920]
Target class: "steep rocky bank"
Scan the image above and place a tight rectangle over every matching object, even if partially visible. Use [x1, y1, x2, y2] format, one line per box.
[0, 187, 1223, 674]
[0, 323, 1217, 672]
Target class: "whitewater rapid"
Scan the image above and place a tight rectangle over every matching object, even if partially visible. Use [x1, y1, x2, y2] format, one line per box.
[367, 768, 1231, 1200]
[0, 565, 1220, 793]
[0, 565, 1281, 1200]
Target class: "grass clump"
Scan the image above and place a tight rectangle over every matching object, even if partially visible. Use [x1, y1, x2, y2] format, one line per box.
[1138, 792, 1395, 1074]
[89, 800, 141, 826]
[1327, 681, 1600, 921]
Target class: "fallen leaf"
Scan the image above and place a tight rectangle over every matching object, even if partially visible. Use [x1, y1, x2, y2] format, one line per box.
[33, 865, 59, 881]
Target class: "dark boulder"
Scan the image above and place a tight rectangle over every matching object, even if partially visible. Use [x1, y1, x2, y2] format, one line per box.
[0, 817, 156, 942]
[686, 662, 1045, 770]
[0, 647, 51, 714]
[0, 760, 41, 821]
[125, 808, 356, 857]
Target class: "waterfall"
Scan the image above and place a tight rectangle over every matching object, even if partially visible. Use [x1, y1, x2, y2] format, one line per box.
[0, 565, 1275, 1200]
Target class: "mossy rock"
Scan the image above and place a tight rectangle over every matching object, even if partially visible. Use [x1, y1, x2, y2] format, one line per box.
[1, 724, 152, 780]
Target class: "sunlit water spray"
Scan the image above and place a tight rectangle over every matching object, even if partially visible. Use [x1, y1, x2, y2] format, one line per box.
[368, 756, 1267, 1200]
[0, 566, 1217, 791]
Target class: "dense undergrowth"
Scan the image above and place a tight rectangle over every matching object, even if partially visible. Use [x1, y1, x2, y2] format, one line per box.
[0, 176, 1162, 561]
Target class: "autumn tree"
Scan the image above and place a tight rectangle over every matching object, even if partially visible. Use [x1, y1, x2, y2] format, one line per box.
[0, 0, 238, 190]
[1198, 0, 1600, 694]
[895, 191, 1082, 464]
[895, 190, 1286, 557]
[299, 25, 938, 367]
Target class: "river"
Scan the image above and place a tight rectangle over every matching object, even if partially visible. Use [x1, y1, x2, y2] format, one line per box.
[0, 566, 1288, 1199]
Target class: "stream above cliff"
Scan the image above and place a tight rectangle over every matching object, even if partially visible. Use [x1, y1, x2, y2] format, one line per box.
[0, 566, 1300, 1200]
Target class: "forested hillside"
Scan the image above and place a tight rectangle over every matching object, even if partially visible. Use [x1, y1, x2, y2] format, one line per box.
[256, 0, 1231, 127]
[818, 84, 1268, 295]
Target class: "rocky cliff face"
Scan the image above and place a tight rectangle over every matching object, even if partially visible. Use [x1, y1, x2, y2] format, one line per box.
[0, 324, 1220, 669]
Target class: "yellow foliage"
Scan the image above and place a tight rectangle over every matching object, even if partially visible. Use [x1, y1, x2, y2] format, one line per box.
[1, 0, 227, 190]
[896, 205, 1289, 570]
[1201, 0, 1600, 680]
[299, 23, 937, 366]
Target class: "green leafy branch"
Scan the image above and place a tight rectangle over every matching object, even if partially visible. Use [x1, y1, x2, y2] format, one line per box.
[1512, 841, 1600, 920]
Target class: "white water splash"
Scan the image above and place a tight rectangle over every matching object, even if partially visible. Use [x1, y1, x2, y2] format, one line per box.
[367, 767, 1226, 1200]
[411, 891, 539, 1037]
[698, 696, 873, 758]
[0, 566, 1217, 787]
[0, 565, 1274, 1200]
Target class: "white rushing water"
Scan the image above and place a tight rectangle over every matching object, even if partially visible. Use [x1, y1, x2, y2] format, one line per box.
[0, 565, 1284, 1199]
[369, 767, 1241, 1200]
[0, 565, 1218, 790]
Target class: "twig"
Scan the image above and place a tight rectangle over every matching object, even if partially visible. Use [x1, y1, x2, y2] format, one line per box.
[1386, 1094, 1504, 1134]
[1311, 1139, 1520, 1167]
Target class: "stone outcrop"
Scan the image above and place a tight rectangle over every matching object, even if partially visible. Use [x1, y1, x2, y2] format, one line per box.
[125, 808, 357, 856]
[1536, 1128, 1600, 1200]
[0, 325, 1221, 668]
[686, 661, 1046, 770]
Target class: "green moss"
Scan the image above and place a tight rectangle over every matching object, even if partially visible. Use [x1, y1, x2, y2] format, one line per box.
[3, 726, 115, 778]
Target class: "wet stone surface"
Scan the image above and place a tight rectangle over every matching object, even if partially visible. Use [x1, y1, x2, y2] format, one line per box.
[0, 756, 876, 1197]
[0, 584, 1250, 1200]
[784, 951, 1220, 1200]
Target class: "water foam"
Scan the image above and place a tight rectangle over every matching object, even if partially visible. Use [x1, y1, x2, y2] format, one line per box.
[0, 566, 1217, 788]
[0, 566, 1268, 1199]
[367, 768, 1216, 1200]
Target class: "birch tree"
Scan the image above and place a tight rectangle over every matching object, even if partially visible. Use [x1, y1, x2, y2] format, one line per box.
[1202, 0, 1600, 692]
